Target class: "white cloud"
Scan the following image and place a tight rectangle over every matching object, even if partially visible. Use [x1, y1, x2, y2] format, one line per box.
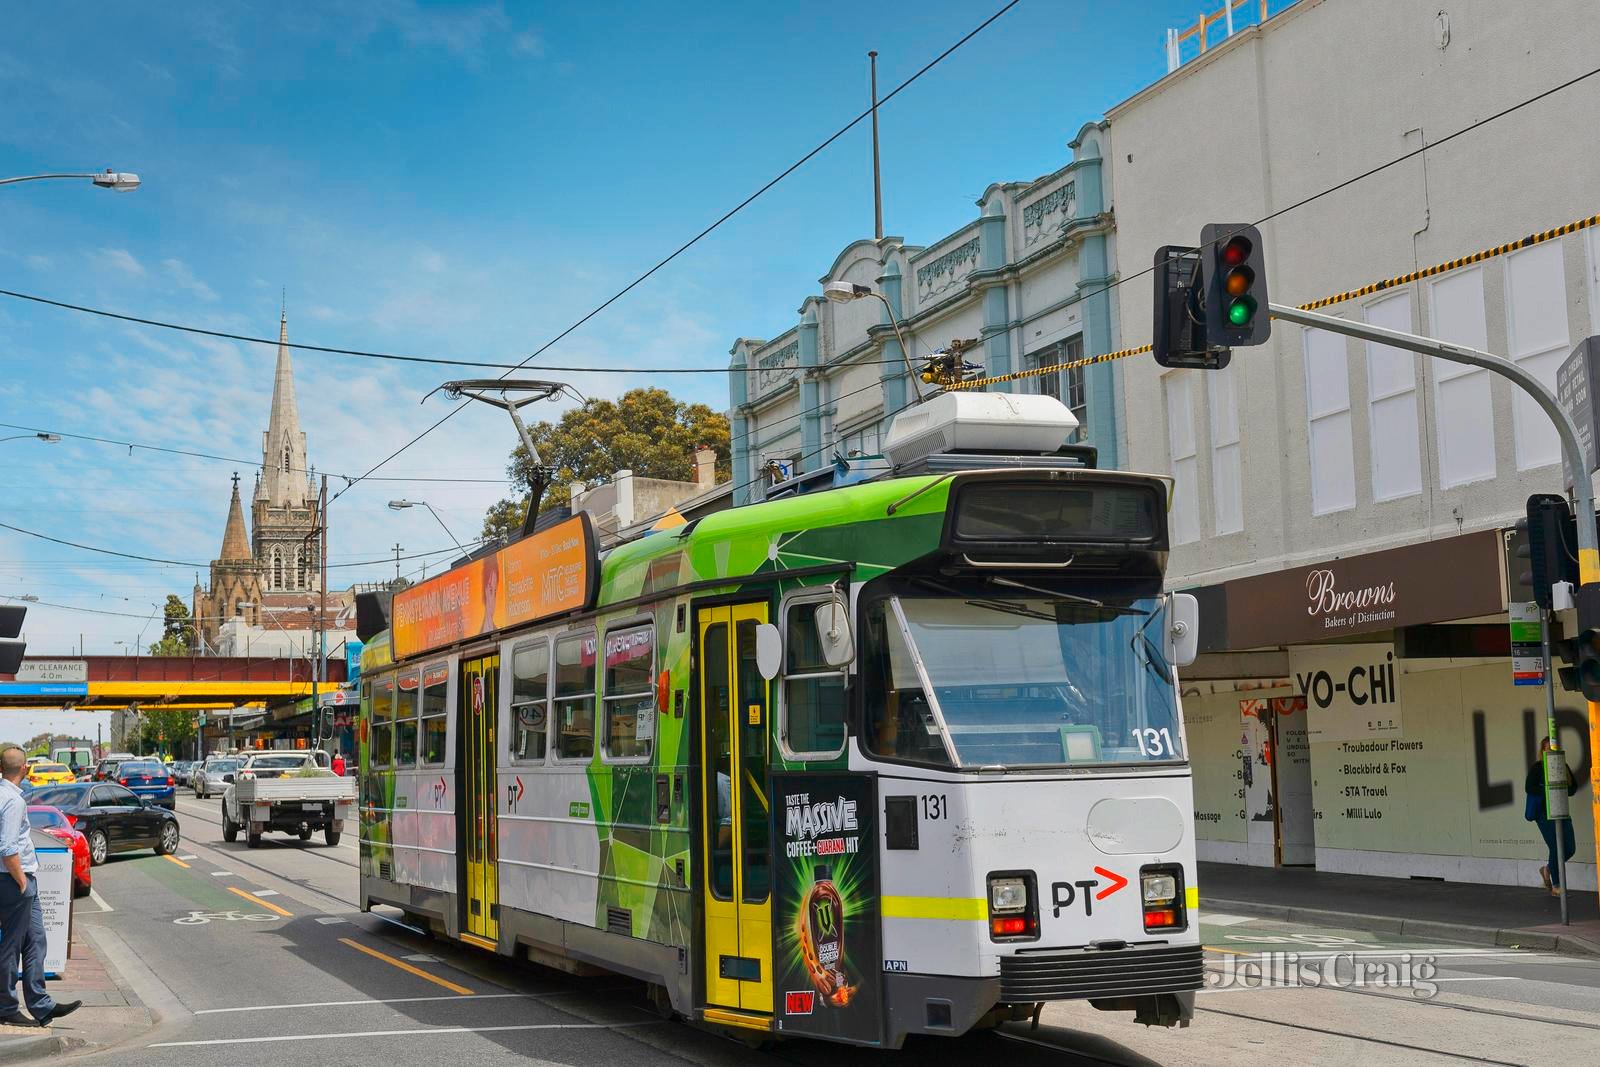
[414, 248, 446, 274]
[512, 31, 545, 58]
[24, 255, 50, 271]
[162, 258, 219, 302]
[97, 248, 145, 277]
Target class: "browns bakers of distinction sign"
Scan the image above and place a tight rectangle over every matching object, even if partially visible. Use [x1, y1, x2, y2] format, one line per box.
[1216, 529, 1505, 651]
[391, 513, 598, 659]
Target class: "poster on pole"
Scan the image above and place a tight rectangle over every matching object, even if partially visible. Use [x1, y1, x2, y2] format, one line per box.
[31, 832, 71, 977]
[771, 772, 882, 1045]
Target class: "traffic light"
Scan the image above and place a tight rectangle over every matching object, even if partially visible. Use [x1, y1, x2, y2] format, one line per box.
[1153, 245, 1227, 369]
[0, 604, 24, 676]
[1522, 494, 1578, 610]
[1199, 223, 1271, 350]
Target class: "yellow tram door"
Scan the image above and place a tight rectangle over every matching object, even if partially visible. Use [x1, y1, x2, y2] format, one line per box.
[459, 653, 500, 945]
[697, 604, 773, 1017]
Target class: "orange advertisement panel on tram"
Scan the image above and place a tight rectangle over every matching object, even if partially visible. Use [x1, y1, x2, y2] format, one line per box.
[391, 513, 597, 659]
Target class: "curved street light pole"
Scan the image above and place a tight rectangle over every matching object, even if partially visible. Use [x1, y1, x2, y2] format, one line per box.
[0, 433, 61, 445]
[0, 171, 140, 191]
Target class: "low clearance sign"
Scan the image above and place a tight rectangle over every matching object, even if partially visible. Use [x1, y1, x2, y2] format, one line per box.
[391, 514, 597, 659]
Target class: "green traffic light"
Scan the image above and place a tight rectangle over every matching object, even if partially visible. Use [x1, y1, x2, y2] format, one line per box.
[1227, 296, 1257, 326]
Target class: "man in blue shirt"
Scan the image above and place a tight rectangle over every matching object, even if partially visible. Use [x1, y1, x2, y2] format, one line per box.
[0, 746, 79, 1026]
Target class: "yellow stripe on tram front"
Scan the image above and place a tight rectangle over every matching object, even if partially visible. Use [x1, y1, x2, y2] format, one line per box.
[1186, 885, 1200, 910]
[881, 895, 988, 921]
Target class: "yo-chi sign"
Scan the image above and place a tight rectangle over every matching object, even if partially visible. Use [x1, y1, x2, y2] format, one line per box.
[1215, 529, 1504, 651]
[391, 514, 597, 659]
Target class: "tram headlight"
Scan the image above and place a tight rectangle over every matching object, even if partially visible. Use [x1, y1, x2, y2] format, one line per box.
[1141, 872, 1178, 906]
[1140, 864, 1187, 933]
[988, 877, 1028, 915]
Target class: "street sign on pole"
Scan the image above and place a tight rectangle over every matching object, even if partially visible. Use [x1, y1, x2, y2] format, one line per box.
[1555, 336, 1600, 485]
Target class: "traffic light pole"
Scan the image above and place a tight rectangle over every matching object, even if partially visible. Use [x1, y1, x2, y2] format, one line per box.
[1271, 302, 1600, 889]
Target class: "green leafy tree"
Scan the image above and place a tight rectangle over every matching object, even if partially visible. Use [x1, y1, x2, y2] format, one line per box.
[135, 708, 196, 758]
[481, 387, 730, 540]
[148, 594, 195, 656]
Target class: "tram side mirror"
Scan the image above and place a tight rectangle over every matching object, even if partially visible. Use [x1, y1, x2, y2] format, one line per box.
[815, 595, 854, 668]
[1167, 593, 1199, 668]
[754, 623, 783, 681]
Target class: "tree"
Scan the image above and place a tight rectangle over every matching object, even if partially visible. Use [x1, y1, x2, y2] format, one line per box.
[148, 594, 195, 656]
[481, 387, 731, 540]
[135, 708, 196, 757]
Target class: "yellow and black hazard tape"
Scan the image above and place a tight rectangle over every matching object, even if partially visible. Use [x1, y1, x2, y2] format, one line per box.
[947, 210, 1600, 393]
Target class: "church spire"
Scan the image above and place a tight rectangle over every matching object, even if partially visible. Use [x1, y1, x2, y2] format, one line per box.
[259, 303, 309, 508]
[220, 472, 251, 561]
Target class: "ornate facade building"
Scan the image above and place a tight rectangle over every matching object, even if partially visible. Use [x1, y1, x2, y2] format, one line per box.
[193, 311, 324, 651]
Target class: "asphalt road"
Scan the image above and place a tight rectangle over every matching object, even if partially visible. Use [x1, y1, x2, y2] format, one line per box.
[59, 793, 1600, 1066]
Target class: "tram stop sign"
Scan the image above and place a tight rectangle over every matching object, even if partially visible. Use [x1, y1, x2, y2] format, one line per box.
[1555, 336, 1600, 486]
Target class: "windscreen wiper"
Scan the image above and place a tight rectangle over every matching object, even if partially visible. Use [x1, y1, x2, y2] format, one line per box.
[961, 597, 1059, 623]
[989, 576, 1149, 616]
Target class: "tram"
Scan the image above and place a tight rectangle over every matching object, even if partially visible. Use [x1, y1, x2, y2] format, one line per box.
[358, 392, 1203, 1047]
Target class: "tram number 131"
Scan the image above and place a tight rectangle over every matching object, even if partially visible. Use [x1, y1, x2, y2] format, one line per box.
[1133, 728, 1176, 757]
[920, 794, 948, 820]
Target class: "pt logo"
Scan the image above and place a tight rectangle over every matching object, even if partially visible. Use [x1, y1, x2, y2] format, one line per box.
[430, 776, 446, 807]
[505, 776, 524, 812]
[1051, 867, 1128, 918]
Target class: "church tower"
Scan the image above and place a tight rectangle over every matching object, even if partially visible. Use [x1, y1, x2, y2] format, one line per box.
[192, 473, 264, 652]
[252, 308, 322, 593]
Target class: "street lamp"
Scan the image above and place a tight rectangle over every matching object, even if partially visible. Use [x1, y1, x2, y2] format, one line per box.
[822, 281, 924, 402]
[388, 499, 465, 552]
[0, 433, 61, 445]
[0, 170, 140, 191]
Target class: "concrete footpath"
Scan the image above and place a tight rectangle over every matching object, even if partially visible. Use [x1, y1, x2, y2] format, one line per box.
[1200, 860, 1600, 957]
[0, 920, 155, 1063]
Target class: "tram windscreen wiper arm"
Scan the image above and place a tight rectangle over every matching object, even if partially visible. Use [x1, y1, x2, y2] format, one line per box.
[988, 576, 1149, 615]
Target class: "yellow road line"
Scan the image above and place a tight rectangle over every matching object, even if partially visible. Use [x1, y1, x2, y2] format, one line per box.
[1206, 945, 1254, 957]
[339, 937, 474, 996]
[228, 886, 292, 918]
[162, 854, 190, 869]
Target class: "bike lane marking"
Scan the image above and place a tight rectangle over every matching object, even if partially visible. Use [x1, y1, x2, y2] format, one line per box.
[338, 937, 474, 996]
[162, 855, 191, 868]
[228, 886, 292, 917]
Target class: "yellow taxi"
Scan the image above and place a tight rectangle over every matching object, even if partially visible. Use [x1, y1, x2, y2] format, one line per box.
[25, 762, 76, 787]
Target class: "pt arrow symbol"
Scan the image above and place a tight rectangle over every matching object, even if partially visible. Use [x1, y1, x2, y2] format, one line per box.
[514, 776, 525, 802]
[1093, 866, 1128, 900]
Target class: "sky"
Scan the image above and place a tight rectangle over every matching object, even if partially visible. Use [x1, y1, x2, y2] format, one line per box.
[0, 0, 1241, 737]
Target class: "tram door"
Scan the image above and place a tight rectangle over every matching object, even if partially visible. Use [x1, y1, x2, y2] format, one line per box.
[459, 653, 500, 944]
[697, 604, 772, 1015]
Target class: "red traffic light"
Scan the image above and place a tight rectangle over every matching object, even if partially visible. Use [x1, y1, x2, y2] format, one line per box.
[1221, 236, 1251, 267]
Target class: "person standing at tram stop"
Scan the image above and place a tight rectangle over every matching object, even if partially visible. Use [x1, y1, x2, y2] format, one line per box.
[1526, 738, 1580, 895]
[0, 746, 80, 1027]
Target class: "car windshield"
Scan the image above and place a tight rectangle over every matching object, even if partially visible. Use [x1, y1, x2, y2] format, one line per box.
[28, 786, 86, 808]
[120, 762, 164, 776]
[26, 808, 67, 829]
[862, 592, 1184, 769]
[207, 760, 239, 772]
[32, 765, 68, 775]
[251, 756, 305, 769]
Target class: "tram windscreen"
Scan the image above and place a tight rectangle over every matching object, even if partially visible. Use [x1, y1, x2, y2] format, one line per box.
[862, 593, 1184, 768]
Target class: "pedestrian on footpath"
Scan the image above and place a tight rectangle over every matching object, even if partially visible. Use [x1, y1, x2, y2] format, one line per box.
[0, 746, 79, 1027]
[1526, 738, 1580, 896]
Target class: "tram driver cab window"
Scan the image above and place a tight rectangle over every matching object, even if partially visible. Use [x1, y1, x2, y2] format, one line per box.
[553, 632, 596, 761]
[862, 601, 952, 767]
[781, 598, 847, 759]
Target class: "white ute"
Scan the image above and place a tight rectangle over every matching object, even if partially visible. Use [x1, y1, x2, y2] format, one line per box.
[221, 751, 356, 848]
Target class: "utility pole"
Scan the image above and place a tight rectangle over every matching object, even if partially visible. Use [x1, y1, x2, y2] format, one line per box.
[318, 475, 329, 755]
[392, 543, 403, 582]
[869, 50, 883, 241]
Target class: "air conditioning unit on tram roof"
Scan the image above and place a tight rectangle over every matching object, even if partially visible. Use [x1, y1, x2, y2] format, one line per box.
[881, 391, 1081, 469]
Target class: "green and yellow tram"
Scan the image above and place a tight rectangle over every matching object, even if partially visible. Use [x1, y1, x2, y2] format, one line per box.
[359, 393, 1203, 1047]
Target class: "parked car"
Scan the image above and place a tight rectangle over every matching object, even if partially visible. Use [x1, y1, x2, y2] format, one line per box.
[25, 783, 180, 865]
[110, 760, 176, 809]
[168, 761, 195, 786]
[193, 758, 240, 799]
[25, 762, 76, 787]
[92, 753, 136, 781]
[27, 805, 91, 897]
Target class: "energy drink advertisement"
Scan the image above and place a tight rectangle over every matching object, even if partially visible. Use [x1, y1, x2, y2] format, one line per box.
[772, 772, 882, 1045]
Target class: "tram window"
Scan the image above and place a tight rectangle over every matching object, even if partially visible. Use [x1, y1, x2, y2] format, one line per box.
[371, 677, 395, 768]
[396, 672, 420, 766]
[734, 618, 770, 904]
[781, 598, 848, 760]
[553, 632, 596, 761]
[511, 639, 550, 762]
[420, 664, 448, 765]
[602, 624, 654, 760]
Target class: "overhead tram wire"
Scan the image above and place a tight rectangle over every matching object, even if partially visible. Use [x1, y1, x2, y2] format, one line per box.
[322, 0, 1024, 510]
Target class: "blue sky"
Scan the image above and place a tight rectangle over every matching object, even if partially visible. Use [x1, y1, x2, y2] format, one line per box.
[0, 0, 1231, 734]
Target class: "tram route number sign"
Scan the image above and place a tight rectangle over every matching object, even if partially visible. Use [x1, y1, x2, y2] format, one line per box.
[771, 771, 883, 1045]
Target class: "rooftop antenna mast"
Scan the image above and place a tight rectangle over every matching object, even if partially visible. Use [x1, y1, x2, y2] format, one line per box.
[426, 379, 569, 540]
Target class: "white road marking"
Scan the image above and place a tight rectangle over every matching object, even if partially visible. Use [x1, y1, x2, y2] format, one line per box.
[87, 888, 114, 913]
[250, 888, 281, 896]
[1430, 976, 1524, 983]
[314, 917, 347, 925]
[1200, 913, 1258, 927]
[210, 871, 233, 877]
[403, 954, 440, 963]
[177, 854, 198, 860]
[194, 992, 560, 1014]
[152, 1021, 666, 1046]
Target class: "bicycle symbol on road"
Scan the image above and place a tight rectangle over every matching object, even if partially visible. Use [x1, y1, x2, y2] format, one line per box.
[173, 909, 281, 925]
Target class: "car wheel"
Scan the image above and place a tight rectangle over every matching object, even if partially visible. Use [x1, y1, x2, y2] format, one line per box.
[222, 808, 238, 843]
[324, 828, 341, 847]
[246, 829, 262, 849]
[87, 830, 108, 866]
[155, 822, 180, 855]
[73, 879, 90, 899]
[297, 827, 313, 842]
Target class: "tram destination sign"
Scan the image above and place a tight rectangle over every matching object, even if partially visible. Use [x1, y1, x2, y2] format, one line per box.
[771, 772, 883, 1045]
[391, 513, 598, 659]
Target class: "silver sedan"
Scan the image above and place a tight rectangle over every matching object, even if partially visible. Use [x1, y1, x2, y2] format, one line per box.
[192, 758, 240, 799]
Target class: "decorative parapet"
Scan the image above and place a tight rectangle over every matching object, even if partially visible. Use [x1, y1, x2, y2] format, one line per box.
[754, 339, 800, 395]
[914, 236, 980, 303]
[1021, 181, 1076, 248]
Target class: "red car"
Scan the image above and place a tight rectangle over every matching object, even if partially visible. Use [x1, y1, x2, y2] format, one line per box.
[28, 805, 91, 898]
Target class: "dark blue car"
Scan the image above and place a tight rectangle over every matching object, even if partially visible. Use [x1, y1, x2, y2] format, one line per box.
[115, 760, 176, 809]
